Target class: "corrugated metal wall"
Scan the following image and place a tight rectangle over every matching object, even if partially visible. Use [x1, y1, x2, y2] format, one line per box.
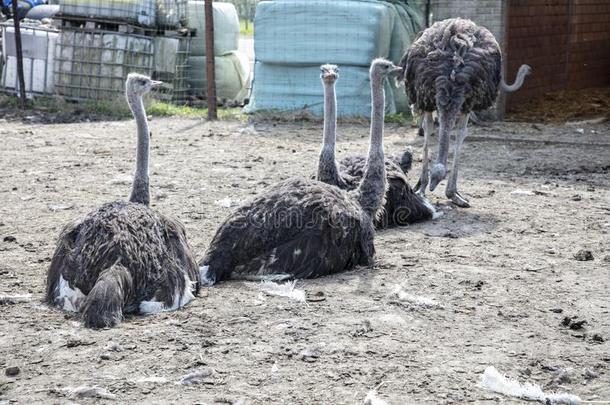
[506, 0, 610, 109]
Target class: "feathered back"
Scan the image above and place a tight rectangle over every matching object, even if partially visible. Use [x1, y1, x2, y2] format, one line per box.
[401, 18, 502, 113]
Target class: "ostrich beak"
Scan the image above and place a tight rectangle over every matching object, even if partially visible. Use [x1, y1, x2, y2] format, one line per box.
[150, 80, 164, 88]
[390, 65, 403, 76]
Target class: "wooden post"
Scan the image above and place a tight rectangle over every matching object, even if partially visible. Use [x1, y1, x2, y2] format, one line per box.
[11, 1, 27, 107]
[204, 0, 217, 120]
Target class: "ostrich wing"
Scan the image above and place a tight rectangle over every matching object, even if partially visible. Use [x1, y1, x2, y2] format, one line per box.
[47, 202, 198, 312]
[339, 155, 433, 226]
[200, 179, 375, 283]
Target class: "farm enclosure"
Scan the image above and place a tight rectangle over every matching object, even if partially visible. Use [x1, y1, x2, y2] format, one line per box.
[0, 116, 608, 403]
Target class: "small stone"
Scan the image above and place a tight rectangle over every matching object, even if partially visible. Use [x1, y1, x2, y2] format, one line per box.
[573, 250, 593, 261]
[105, 341, 124, 352]
[3, 236, 16, 243]
[307, 290, 326, 302]
[603, 256, 610, 263]
[584, 369, 600, 380]
[571, 194, 582, 201]
[591, 334, 604, 343]
[5, 366, 20, 376]
[549, 308, 563, 313]
[299, 348, 319, 362]
[562, 316, 587, 330]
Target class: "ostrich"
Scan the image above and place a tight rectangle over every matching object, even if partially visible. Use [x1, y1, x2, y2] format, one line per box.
[317, 64, 437, 227]
[45, 73, 200, 328]
[400, 18, 531, 207]
[199, 59, 402, 285]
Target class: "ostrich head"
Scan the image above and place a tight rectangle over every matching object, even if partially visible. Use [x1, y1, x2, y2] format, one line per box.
[126, 73, 163, 97]
[429, 163, 447, 191]
[320, 64, 339, 84]
[520, 64, 532, 76]
[370, 58, 402, 82]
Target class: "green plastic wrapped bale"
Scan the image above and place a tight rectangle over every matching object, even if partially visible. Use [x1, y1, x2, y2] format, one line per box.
[187, 51, 250, 103]
[386, 1, 424, 63]
[254, 0, 394, 66]
[244, 62, 396, 118]
[187, 1, 239, 56]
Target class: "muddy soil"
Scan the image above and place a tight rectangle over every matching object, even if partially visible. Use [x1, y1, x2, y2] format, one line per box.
[0, 117, 608, 404]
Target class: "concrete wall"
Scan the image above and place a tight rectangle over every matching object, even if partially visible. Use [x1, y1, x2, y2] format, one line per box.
[430, 0, 506, 41]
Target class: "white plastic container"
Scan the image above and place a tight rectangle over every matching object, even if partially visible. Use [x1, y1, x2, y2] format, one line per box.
[1, 24, 58, 97]
[54, 29, 154, 100]
[59, 0, 157, 27]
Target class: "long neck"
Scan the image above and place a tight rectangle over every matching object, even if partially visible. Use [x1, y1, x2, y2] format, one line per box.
[501, 65, 528, 92]
[356, 76, 386, 216]
[435, 107, 457, 167]
[317, 80, 341, 185]
[127, 92, 150, 205]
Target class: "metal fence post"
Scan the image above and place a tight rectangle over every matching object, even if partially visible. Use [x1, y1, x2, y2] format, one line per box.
[205, 0, 217, 120]
[10, 1, 27, 107]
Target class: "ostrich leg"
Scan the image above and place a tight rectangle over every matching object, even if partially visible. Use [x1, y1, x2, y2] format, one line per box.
[415, 112, 434, 196]
[445, 113, 469, 207]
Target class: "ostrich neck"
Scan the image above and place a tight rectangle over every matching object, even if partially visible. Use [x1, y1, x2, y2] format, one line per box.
[127, 92, 150, 206]
[502, 66, 528, 92]
[318, 80, 341, 185]
[357, 76, 386, 215]
[436, 108, 456, 167]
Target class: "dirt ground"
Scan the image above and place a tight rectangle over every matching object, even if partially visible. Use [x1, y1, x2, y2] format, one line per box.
[0, 115, 608, 404]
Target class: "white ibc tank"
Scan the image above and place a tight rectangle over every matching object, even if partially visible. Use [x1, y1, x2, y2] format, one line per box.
[1, 24, 58, 97]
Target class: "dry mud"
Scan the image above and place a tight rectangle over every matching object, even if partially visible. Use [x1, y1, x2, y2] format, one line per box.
[0, 117, 608, 404]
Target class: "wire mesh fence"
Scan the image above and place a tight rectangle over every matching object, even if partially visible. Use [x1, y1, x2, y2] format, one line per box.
[153, 33, 191, 103]
[54, 28, 154, 100]
[1, 0, 426, 117]
[244, 0, 424, 118]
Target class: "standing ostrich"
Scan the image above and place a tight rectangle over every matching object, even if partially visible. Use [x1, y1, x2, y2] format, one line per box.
[46, 73, 200, 328]
[317, 64, 437, 227]
[400, 18, 531, 207]
[199, 59, 401, 285]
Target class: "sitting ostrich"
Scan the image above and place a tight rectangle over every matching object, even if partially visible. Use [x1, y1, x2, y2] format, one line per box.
[46, 73, 200, 328]
[317, 64, 437, 227]
[400, 18, 531, 207]
[199, 59, 402, 285]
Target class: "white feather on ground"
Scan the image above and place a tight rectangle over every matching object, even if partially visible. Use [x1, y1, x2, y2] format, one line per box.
[179, 367, 216, 385]
[0, 294, 32, 304]
[61, 386, 116, 400]
[133, 376, 168, 384]
[388, 285, 443, 309]
[364, 390, 389, 405]
[480, 366, 581, 405]
[215, 197, 239, 208]
[259, 280, 306, 303]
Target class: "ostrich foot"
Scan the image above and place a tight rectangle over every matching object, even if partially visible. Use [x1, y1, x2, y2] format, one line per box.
[447, 191, 470, 208]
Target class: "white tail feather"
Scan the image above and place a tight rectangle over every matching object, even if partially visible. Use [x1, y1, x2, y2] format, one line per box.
[480, 366, 581, 405]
